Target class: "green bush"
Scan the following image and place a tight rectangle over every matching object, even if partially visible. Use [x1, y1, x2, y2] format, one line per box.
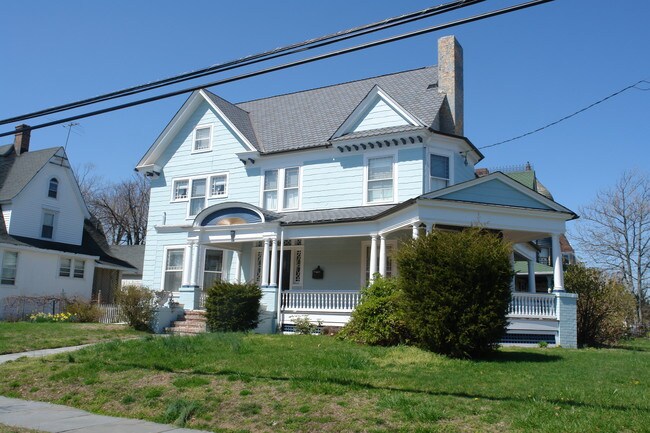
[115, 285, 155, 331]
[564, 263, 637, 347]
[205, 281, 262, 332]
[338, 276, 410, 346]
[65, 299, 101, 323]
[291, 315, 322, 335]
[397, 228, 513, 358]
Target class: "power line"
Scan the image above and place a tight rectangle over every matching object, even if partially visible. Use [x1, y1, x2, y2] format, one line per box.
[0, 0, 487, 126]
[479, 79, 650, 150]
[0, 0, 555, 139]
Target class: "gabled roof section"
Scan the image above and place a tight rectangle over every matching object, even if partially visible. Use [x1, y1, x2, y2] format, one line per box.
[236, 66, 444, 153]
[422, 172, 577, 217]
[136, 90, 258, 169]
[331, 85, 422, 139]
[0, 146, 61, 202]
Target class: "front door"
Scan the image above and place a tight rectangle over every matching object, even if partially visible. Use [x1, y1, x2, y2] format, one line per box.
[276, 249, 292, 291]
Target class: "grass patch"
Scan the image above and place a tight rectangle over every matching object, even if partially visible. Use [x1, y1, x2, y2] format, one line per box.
[0, 334, 648, 432]
[0, 424, 47, 433]
[0, 322, 146, 354]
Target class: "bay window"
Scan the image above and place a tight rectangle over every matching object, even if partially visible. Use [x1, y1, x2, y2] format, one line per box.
[430, 154, 450, 191]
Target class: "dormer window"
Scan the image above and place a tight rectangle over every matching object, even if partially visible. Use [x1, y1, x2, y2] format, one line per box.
[429, 154, 450, 191]
[48, 178, 58, 198]
[193, 125, 212, 152]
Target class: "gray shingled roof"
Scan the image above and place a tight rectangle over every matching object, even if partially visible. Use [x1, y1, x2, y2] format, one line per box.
[203, 66, 443, 154]
[0, 146, 60, 202]
[329, 125, 426, 142]
[203, 92, 260, 150]
[278, 205, 396, 225]
[109, 245, 145, 276]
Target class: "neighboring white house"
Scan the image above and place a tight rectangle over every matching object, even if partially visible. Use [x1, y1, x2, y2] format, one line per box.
[0, 127, 136, 317]
[136, 36, 578, 347]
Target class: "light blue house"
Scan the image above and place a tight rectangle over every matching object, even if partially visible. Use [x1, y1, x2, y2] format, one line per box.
[136, 36, 578, 347]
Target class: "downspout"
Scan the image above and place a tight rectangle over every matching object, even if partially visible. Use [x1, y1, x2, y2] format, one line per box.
[276, 228, 285, 333]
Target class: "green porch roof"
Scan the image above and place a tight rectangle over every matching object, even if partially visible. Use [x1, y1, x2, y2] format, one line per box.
[514, 261, 554, 275]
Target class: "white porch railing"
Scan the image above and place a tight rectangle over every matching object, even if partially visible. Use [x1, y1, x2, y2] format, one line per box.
[280, 290, 558, 320]
[508, 293, 557, 319]
[281, 290, 361, 312]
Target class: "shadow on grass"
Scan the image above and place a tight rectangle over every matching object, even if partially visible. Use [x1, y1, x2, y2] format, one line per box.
[477, 351, 563, 363]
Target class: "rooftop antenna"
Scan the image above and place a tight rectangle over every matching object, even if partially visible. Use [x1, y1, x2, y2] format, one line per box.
[62, 122, 79, 151]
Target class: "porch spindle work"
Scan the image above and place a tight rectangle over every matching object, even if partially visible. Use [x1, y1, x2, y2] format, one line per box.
[509, 293, 557, 319]
[281, 290, 361, 312]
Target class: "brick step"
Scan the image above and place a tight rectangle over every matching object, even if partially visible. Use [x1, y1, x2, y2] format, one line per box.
[165, 325, 206, 334]
[171, 322, 206, 330]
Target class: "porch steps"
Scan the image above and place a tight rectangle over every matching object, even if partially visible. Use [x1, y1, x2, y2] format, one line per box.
[165, 310, 207, 335]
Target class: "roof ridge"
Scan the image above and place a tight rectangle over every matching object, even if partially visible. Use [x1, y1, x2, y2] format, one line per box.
[235, 65, 436, 105]
[203, 90, 251, 115]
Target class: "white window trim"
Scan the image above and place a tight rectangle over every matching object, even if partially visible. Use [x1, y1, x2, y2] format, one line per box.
[259, 166, 302, 212]
[170, 172, 230, 218]
[57, 257, 86, 280]
[161, 245, 186, 292]
[41, 210, 57, 240]
[209, 172, 229, 199]
[0, 250, 18, 286]
[363, 152, 398, 206]
[427, 149, 455, 192]
[191, 124, 213, 154]
[360, 239, 398, 287]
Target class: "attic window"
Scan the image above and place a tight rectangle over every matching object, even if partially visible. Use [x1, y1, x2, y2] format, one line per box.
[193, 125, 212, 152]
[48, 178, 58, 199]
[427, 83, 438, 89]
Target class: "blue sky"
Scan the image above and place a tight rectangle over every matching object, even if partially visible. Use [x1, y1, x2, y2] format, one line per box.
[1, 0, 649, 248]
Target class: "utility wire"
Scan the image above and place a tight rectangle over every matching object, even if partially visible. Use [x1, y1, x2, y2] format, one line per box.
[0, 0, 555, 139]
[0, 0, 486, 126]
[479, 79, 650, 150]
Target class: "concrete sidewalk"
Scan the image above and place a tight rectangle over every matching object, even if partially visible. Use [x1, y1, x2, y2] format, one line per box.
[0, 396, 210, 432]
[0, 345, 92, 365]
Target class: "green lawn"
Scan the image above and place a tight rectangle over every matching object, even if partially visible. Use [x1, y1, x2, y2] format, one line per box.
[0, 334, 648, 433]
[0, 424, 44, 433]
[0, 322, 147, 354]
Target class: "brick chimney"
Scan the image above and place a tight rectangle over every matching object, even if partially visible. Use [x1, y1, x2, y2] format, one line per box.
[438, 36, 464, 136]
[13, 124, 31, 156]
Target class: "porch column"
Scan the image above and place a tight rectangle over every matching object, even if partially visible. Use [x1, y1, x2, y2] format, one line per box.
[527, 260, 536, 293]
[510, 251, 515, 292]
[379, 235, 387, 277]
[412, 223, 419, 239]
[181, 243, 193, 286]
[261, 238, 270, 287]
[235, 250, 242, 283]
[189, 242, 199, 287]
[369, 235, 378, 283]
[552, 234, 565, 292]
[269, 238, 278, 287]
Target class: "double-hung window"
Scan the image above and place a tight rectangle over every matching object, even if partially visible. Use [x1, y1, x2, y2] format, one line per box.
[430, 154, 450, 191]
[42, 211, 55, 239]
[73, 260, 85, 279]
[283, 168, 300, 210]
[59, 258, 85, 279]
[48, 178, 58, 199]
[193, 126, 211, 152]
[367, 157, 394, 203]
[189, 179, 206, 217]
[173, 180, 189, 201]
[1, 251, 18, 285]
[263, 168, 300, 211]
[164, 249, 184, 291]
[263, 170, 279, 210]
[59, 258, 71, 277]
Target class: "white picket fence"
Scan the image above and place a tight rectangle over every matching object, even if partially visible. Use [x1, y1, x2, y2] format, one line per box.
[97, 304, 124, 324]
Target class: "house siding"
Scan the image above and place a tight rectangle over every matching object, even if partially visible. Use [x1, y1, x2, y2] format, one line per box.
[7, 162, 85, 245]
[397, 148, 423, 201]
[439, 179, 554, 210]
[302, 238, 363, 291]
[453, 152, 476, 183]
[352, 99, 410, 132]
[301, 155, 364, 209]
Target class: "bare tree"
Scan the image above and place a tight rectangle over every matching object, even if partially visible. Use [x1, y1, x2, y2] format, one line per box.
[74, 164, 149, 245]
[575, 171, 650, 325]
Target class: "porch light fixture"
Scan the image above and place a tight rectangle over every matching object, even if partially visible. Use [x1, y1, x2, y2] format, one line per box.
[230, 230, 236, 242]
